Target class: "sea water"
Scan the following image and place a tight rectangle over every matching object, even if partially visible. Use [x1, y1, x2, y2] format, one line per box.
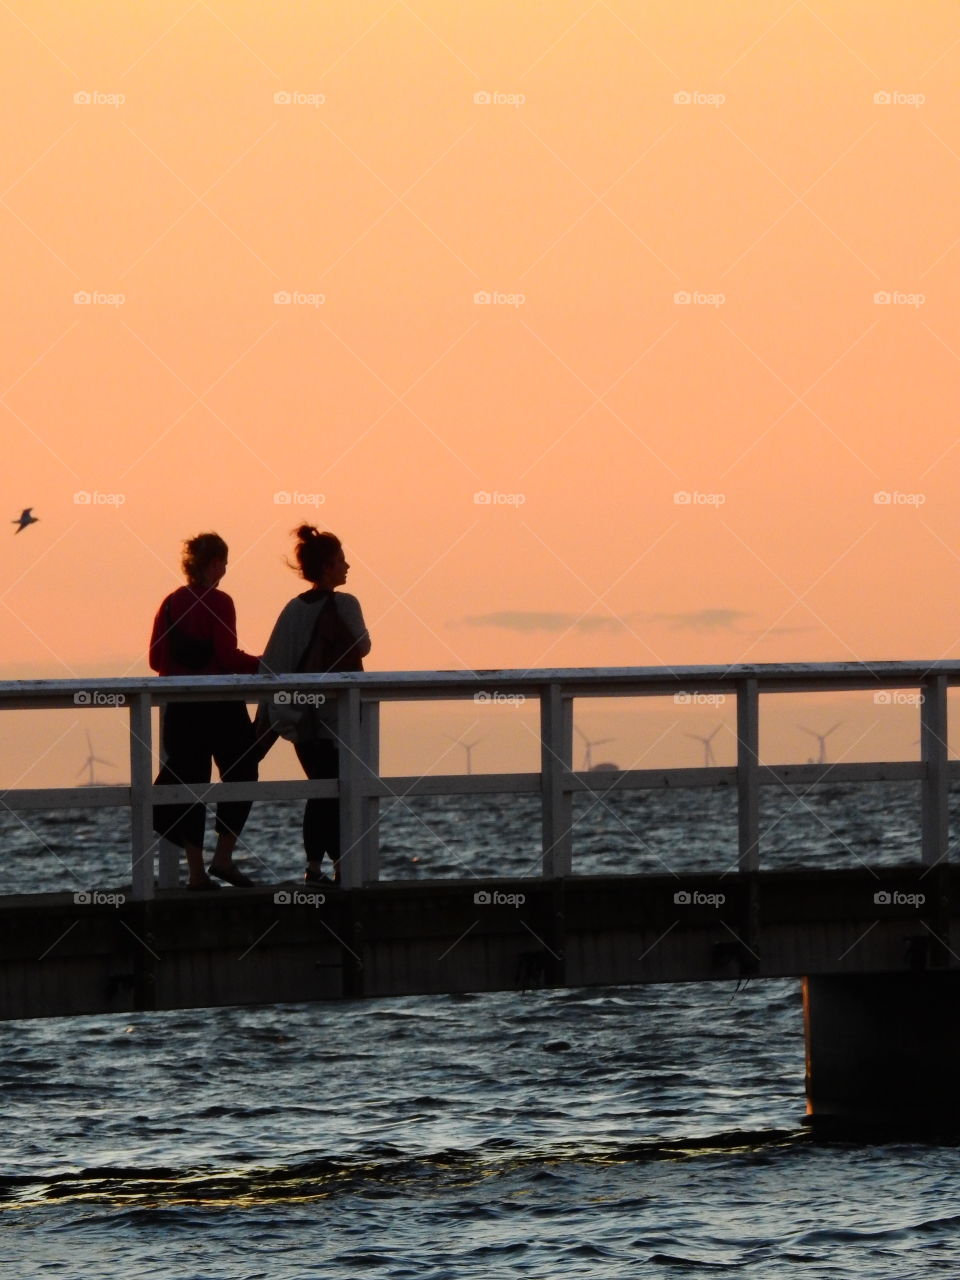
[2, 785, 960, 1279]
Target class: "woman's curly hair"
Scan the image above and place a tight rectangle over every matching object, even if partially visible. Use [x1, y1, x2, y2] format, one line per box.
[182, 532, 228, 587]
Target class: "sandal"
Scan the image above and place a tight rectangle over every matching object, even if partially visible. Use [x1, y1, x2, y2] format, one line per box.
[304, 864, 332, 885]
[208, 863, 256, 888]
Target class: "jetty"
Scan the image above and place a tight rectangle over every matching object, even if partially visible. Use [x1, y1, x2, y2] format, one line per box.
[2, 662, 960, 1133]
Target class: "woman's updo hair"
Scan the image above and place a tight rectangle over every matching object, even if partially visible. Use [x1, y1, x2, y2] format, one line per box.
[293, 525, 342, 586]
[182, 532, 228, 587]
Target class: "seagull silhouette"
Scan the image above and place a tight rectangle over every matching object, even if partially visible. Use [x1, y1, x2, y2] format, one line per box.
[12, 508, 38, 534]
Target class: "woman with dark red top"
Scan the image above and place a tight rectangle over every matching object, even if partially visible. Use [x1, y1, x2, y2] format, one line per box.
[150, 532, 260, 890]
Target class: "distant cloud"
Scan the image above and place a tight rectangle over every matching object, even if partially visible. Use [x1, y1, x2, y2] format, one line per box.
[459, 608, 751, 633]
[460, 611, 627, 633]
[646, 608, 750, 632]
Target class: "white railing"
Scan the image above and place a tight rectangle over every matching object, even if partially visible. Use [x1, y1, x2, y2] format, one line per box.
[1, 662, 958, 899]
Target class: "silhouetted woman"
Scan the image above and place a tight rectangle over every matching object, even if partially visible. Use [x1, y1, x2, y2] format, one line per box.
[150, 532, 260, 889]
[258, 527, 371, 884]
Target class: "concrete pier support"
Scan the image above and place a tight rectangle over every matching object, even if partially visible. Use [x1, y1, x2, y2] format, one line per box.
[804, 973, 960, 1133]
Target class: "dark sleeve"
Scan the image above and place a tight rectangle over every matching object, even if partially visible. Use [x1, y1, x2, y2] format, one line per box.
[211, 593, 260, 674]
[149, 600, 169, 674]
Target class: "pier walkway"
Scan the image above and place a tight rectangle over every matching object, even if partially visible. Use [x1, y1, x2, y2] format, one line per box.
[3, 662, 960, 1129]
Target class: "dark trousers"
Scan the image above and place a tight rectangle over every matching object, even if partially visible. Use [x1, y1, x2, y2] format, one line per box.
[153, 701, 258, 849]
[294, 737, 339, 868]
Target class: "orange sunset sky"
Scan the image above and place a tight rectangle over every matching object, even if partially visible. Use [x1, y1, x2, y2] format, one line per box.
[3, 0, 960, 784]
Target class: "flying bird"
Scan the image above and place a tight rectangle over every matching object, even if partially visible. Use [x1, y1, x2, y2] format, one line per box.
[12, 508, 38, 534]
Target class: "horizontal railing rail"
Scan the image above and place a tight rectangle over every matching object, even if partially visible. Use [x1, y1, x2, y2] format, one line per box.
[0, 662, 958, 898]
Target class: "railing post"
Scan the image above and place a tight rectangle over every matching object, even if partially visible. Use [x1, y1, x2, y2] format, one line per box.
[359, 698, 381, 884]
[737, 678, 760, 872]
[541, 682, 573, 877]
[129, 691, 155, 900]
[337, 687, 364, 889]
[921, 674, 949, 868]
[154, 708, 179, 888]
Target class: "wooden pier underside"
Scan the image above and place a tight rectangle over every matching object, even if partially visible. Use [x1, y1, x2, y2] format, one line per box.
[1, 867, 956, 1021]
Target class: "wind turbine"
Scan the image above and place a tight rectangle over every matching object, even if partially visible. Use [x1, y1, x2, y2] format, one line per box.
[686, 725, 722, 766]
[574, 725, 616, 771]
[799, 722, 842, 765]
[446, 734, 484, 775]
[78, 729, 114, 787]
